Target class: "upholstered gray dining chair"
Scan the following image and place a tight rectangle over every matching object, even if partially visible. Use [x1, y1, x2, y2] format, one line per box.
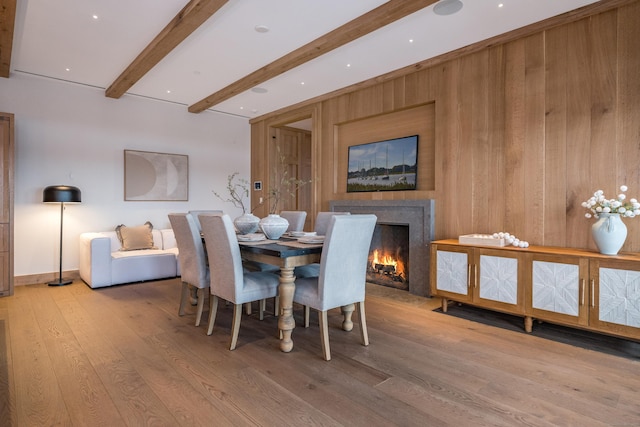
[293, 214, 377, 361]
[313, 211, 350, 236]
[279, 210, 307, 232]
[188, 209, 223, 232]
[199, 213, 280, 350]
[294, 211, 351, 280]
[168, 213, 210, 327]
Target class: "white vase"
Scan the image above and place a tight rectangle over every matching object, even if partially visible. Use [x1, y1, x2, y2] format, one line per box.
[592, 213, 627, 255]
[234, 213, 260, 235]
[259, 214, 289, 240]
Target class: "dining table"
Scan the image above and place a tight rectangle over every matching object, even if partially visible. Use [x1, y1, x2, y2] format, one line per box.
[238, 237, 322, 352]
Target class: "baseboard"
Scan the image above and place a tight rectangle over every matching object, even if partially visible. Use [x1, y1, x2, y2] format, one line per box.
[14, 270, 81, 286]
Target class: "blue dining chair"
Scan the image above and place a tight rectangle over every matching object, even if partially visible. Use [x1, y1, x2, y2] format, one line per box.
[199, 213, 280, 350]
[293, 214, 377, 360]
[168, 213, 210, 327]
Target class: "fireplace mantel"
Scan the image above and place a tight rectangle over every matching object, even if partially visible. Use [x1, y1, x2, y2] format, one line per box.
[329, 199, 434, 297]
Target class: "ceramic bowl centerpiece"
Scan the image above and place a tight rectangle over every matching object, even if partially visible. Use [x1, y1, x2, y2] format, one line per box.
[581, 185, 640, 255]
[259, 214, 289, 240]
[213, 172, 259, 234]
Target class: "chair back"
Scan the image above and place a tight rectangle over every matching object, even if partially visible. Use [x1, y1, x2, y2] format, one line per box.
[199, 213, 244, 302]
[168, 213, 209, 288]
[314, 211, 350, 236]
[188, 210, 223, 231]
[279, 210, 307, 232]
[317, 214, 377, 308]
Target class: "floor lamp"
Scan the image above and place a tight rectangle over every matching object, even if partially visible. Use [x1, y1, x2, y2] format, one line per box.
[43, 185, 82, 286]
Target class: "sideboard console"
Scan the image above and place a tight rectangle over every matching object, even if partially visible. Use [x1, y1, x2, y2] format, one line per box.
[430, 239, 640, 341]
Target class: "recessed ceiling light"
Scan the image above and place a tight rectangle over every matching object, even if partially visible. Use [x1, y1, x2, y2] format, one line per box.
[254, 25, 269, 33]
[65, 68, 70, 71]
[498, 3, 504, 7]
[92, 14, 98, 20]
[433, 0, 463, 16]
[240, 106, 244, 110]
[251, 87, 268, 94]
[166, 90, 171, 94]
[409, 39, 414, 43]
[300, 82, 305, 85]
[346, 63, 351, 68]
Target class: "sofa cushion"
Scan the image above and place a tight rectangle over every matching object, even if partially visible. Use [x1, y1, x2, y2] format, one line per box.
[115, 221, 157, 251]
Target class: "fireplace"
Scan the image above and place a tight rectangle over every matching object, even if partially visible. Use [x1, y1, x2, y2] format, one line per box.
[367, 224, 409, 291]
[329, 199, 434, 297]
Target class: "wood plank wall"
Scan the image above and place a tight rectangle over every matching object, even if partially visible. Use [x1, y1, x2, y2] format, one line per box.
[251, 0, 640, 253]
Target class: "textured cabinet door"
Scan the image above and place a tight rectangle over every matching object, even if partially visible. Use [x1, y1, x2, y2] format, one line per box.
[529, 253, 589, 327]
[589, 259, 640, 340]
[0, 113, 14, 297]
[473, 248, 524, 315]
[432, 244, 472, 303]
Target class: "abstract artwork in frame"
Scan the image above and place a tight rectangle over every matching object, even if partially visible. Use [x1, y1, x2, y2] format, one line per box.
[347, 135, 418, 193]
[124, 150, 189, 201]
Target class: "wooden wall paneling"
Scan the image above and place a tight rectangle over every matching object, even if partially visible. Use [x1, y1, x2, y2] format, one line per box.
[434, 60, 463, 239]
[616, 1, 640, 250]
[0, 113, 13, 297]
[468, 51, 492, 234]
[502, 39, 527, 236]
[382, 79, 401, 113]
[589, 10, 620, 246]
[250, 121, 269, 218]
[544, 26, 569, 246]
[565, 18, 593, 250]
[522, 33, 546, 245]
[487, 45, 507, 234]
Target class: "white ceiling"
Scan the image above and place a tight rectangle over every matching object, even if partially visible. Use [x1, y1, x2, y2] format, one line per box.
[10, 0, 600, 119]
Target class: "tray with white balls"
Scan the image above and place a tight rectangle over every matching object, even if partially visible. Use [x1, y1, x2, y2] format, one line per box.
[458, 232, 529, 248]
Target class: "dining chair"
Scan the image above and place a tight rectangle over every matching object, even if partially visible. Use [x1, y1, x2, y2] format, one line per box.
[294, 211, 351, 280]
[188, 209, 223, 232]
[313, 211, 350, 236]
[279, 210, 307, 232]
[293, 214, 377, 361]
[199, 213, 280, 350]
[168, 213, 210, 327]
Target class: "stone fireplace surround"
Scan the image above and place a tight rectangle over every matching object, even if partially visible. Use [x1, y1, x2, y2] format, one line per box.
[329, 199, 435, 297]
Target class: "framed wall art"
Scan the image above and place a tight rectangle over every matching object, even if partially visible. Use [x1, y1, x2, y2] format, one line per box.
[124, 150, 189, 201]
[347, 135, 418, 193]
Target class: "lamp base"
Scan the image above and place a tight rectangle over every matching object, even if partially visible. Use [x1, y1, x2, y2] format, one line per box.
[48, 278, 73, 286]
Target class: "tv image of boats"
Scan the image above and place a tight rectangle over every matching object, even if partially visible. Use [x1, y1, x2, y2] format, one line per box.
[347, 135, 418, 192]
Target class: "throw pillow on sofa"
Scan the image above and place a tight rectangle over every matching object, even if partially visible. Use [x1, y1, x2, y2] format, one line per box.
[115, 221, 157, 251]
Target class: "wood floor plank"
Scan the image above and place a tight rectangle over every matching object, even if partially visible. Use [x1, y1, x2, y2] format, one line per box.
[7, 285, 71, 426]
[2, 279, 639, 426]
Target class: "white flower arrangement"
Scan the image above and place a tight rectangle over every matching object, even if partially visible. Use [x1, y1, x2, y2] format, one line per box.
[581, 185, 640, 219]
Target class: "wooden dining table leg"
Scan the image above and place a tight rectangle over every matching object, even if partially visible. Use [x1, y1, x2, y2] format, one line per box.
[278, 266, 296, 352]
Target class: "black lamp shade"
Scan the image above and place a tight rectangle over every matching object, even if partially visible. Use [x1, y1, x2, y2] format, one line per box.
[43, 185, 82, 203]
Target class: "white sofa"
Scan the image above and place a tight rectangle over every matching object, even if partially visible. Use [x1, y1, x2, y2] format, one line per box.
[79, 228, 180, 288]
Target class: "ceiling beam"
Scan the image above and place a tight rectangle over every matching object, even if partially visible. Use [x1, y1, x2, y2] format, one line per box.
[0, 0, 16, 78]
[105, 0, 228, 99]
[188, 0, 439, 113]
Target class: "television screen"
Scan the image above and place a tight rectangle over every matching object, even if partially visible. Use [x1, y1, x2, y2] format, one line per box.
[347, 135, 418, 192]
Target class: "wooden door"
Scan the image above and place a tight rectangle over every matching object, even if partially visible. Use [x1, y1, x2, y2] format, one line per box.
[0, 113, 14, 297]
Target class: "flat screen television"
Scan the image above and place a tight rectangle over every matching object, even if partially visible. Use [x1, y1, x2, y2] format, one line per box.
[347, 135, 418, 193]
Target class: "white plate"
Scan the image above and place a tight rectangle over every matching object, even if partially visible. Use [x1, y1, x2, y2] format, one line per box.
[298, 235, 325, 244]
[290, 231, 317, 237]
[237, 233, 266, 242]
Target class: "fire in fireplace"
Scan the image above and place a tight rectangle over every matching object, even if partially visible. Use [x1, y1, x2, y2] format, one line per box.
[367, 224, 409, 291]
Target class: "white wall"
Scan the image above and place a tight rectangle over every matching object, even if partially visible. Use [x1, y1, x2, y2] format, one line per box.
[0, 73, 250, 278]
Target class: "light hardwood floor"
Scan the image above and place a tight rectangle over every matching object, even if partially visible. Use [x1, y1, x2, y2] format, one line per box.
[0, 278, 638, 426]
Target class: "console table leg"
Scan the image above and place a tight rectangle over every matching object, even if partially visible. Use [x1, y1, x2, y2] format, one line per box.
[441, 298, 448, 313]
[524, 316, 533, 333]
